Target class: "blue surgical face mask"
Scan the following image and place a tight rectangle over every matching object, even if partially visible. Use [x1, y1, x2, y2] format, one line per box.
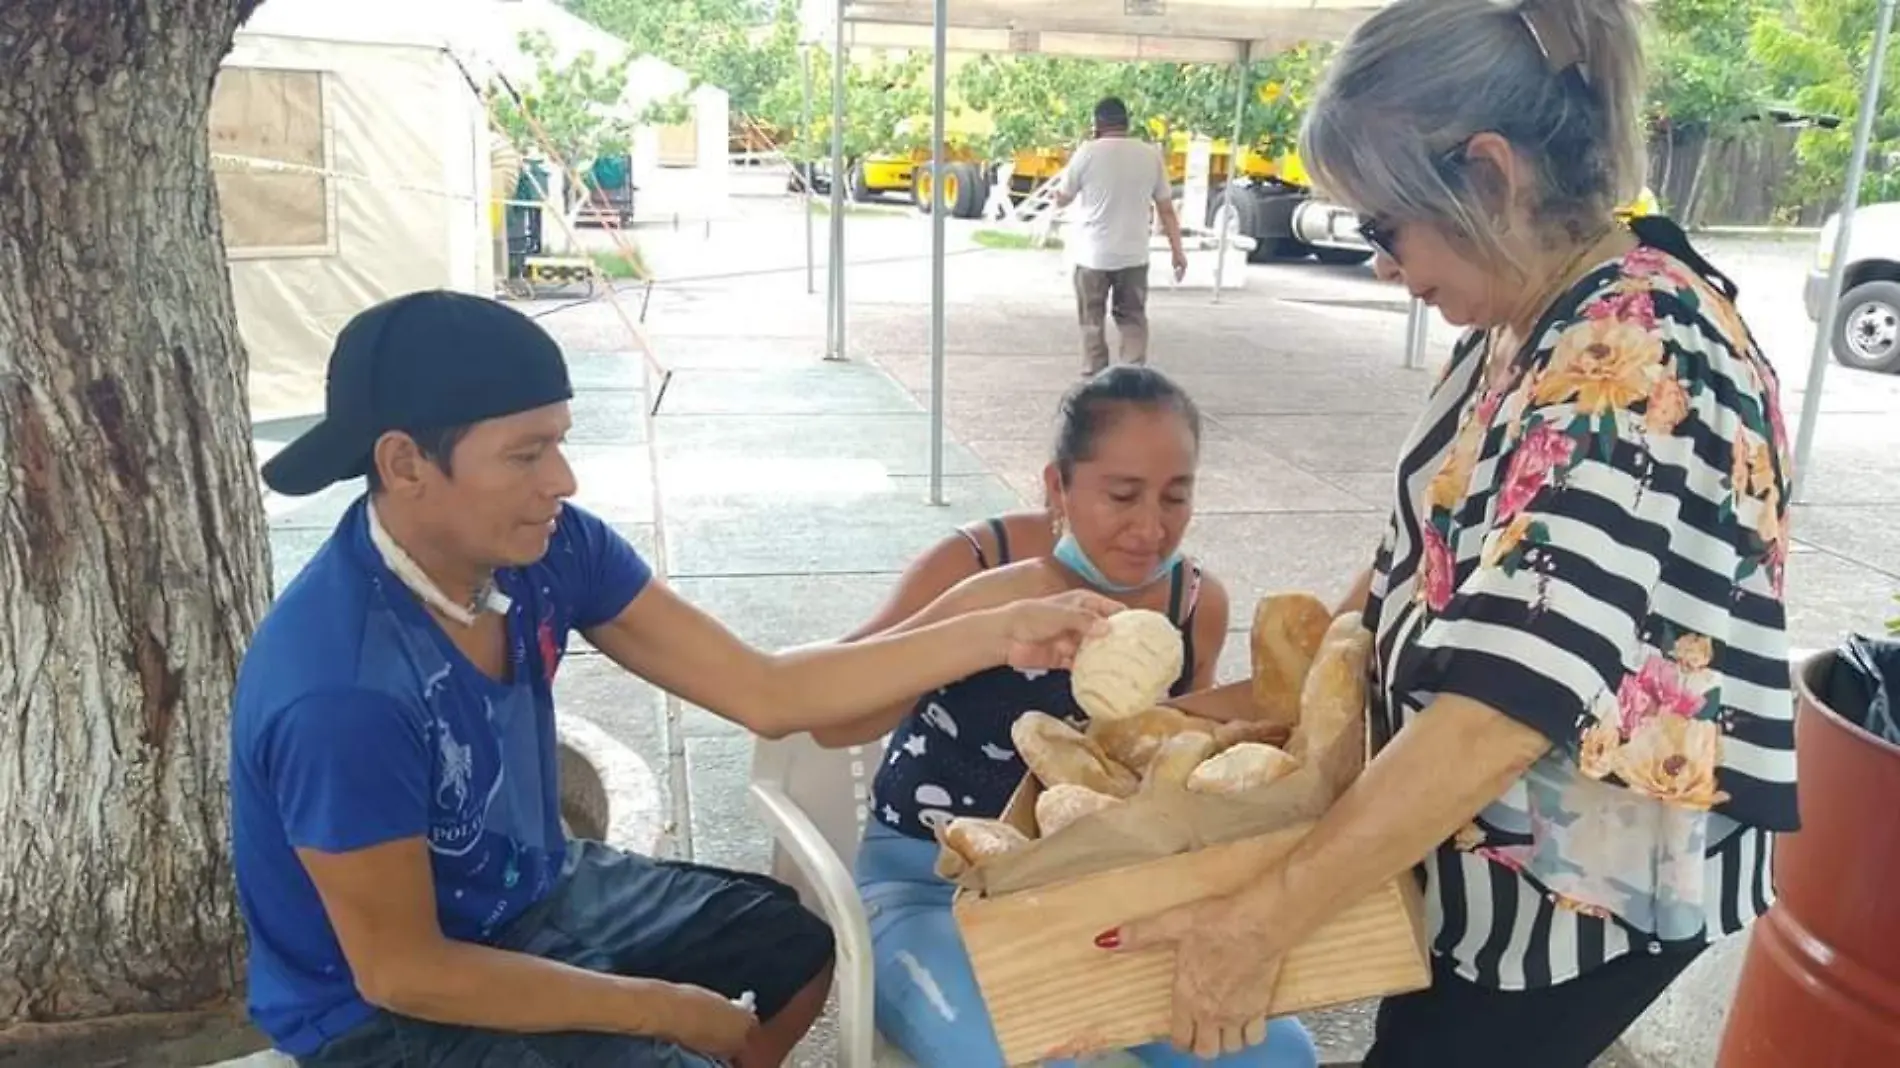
[1053, 529, 1181, 594]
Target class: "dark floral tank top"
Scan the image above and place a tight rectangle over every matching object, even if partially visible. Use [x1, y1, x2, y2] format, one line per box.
[870, 518, 1201, 841]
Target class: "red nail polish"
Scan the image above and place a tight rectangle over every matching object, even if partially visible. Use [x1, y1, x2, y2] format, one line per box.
[1094, 928, 1121, 950]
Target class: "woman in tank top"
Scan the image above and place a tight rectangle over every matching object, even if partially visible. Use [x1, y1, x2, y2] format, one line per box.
[815, 367, 1319, 1068]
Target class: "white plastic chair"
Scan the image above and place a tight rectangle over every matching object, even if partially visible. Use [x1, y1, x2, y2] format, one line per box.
[748, 732, 889, 1068]
[748, 734, 1145, 1068]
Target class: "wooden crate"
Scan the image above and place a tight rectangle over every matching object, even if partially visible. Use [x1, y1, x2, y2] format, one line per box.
[953, 783, 1430, 1066]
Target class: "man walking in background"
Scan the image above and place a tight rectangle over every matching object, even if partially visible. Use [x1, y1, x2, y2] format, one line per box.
[1055, 96, 1189, 375]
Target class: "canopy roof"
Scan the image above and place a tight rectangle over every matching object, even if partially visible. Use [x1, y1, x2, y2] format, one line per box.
[809, 0, 1394, 62]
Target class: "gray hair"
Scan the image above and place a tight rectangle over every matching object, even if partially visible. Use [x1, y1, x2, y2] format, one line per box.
[1300, 0, 1649, 266]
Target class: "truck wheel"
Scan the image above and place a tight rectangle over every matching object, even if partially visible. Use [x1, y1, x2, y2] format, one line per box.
[1314, 247, 1375, 267]
[1832, 279, 1900, 373]
[950, 162, 987, 218]
[849, 161, 873, 202]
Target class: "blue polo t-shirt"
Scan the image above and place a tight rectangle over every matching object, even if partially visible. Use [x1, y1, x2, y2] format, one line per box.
[229, 497, 651, 1055]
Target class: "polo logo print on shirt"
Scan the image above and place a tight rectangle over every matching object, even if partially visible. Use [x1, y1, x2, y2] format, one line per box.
[428, 711, 504, 858]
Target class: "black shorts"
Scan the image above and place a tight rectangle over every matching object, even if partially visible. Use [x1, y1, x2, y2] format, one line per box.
[302, 841, 836, 1067]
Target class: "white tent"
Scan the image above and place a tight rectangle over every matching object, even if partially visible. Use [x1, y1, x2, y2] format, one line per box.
[221, 0, 496, 422]
[221, 0, 731, 423]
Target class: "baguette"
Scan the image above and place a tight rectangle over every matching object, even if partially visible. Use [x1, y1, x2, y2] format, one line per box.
[1250, 593, 1334, 721]
[1293, 614, 1373, 760]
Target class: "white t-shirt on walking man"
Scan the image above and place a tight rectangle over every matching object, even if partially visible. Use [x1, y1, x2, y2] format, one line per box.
[1057, 137, 1171, 272]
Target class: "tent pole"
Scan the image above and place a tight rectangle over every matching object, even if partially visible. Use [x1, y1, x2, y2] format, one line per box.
[1214, 54, 1249, 304]
[1793, 0, 1896, 501]
[927, 0, 948, 505]
[1403, 297, 1429, 368]
[826, 1, 848, 360]
[802, 44, 816, 296]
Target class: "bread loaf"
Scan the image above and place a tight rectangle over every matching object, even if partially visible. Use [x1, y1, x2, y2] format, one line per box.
[1143, 730, 1218, 788]
[1293, 613, 1373, 763]
[1211, 718, 1294, 751]
[940, 817, 1031, 867]
[1250, 593, 1334, 721]
[1011, 711, 1141, 798]
[1185, 742, 1303, 797]
[1087, 705, 1221, 771]
[1070, 609, 1185, 723]
[1034, 784, 1123, 837]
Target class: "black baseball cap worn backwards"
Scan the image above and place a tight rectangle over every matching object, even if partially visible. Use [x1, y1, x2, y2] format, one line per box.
[261, 289, 574, 497]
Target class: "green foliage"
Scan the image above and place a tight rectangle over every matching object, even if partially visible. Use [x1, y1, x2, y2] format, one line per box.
[1647, 0, 1774, 128]
[565, 0, 799, 120]
[489, 30, 636, 169]
[947, 44, 1334, 159]
[1751, 0, 1900, 207]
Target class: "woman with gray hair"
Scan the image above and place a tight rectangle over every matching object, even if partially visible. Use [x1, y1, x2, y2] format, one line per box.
[1088, 2, 1800, 1066]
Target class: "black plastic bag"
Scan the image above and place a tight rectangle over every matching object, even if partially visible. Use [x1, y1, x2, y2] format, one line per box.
[1821, 634, 1900, 746]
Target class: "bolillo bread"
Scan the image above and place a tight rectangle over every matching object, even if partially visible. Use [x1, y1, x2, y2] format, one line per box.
[1034, 783, 1124, 837]
[940, 817, 1032, 867]
[1142, 730, 1219, 789]
[1070, 609, 1186, 723]
[1185, 742, 1303, 797]
[1212, 718, 1294, 751]
[1250, 593, 1335, 722]
[1087, 705, 1221, 771]
[1012, 711, 1141, 798]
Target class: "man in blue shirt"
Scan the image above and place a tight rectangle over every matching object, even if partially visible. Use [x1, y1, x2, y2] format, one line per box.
[231, 290, 1118, 1066]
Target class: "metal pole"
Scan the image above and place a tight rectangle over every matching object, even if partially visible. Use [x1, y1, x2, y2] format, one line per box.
[1793, 0, 1896, 501]
[1214, 59, 1249, 303]
[802, 45, 816, 296]
[826, 0, 849, 361]
[1403, 297, 1429, 368]
[927, 0, 948, 505]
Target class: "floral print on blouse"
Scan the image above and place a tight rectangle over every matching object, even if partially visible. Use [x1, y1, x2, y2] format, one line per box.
[1372, 228, 1799, 952]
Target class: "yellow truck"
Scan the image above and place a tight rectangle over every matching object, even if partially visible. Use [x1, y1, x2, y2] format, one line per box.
[845, 115, 1657, 263]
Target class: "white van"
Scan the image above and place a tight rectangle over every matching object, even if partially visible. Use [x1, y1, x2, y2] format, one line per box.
[1806, 202, 1900, 373]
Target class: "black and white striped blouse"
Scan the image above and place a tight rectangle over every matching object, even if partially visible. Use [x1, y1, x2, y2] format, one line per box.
[1363, 218, 1799, 990]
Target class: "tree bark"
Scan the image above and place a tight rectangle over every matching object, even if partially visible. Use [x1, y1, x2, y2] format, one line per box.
[0, 0, 270, 1026]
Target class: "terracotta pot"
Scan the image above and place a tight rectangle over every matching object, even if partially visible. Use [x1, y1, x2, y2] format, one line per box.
[1717, 650, 1900, 1066]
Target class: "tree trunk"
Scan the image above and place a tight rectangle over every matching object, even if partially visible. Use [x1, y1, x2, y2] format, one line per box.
[0, 0, 271, 1027]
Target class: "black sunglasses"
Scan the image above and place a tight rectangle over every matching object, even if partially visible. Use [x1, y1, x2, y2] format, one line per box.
[1354, 138, 1479, 264]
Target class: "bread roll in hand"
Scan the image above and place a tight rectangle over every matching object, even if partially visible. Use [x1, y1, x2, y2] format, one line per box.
[1070, 608, 1185, 723]
[1087, 705, 1220, 771]
[1185, 742, 1302, 797]
[941, 817, 1031, 867]
[1035, 783, 1124, 837]
[1012, 711, 1141, 798]
[1250, 593, 1334, 721]
[1142, 730, 1218, 789]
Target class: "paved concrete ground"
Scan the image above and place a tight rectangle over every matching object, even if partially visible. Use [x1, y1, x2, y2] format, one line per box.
[254, 200, 1899, 1066]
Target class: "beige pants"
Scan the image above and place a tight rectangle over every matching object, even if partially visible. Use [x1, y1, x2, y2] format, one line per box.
[1073, 264, 1151, 373]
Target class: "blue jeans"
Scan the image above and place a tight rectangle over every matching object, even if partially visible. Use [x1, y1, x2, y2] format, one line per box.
[854, 822, 1319, 1068]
